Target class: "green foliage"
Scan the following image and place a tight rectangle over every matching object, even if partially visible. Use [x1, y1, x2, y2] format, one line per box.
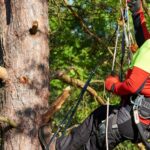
[114, 140, 139, 150]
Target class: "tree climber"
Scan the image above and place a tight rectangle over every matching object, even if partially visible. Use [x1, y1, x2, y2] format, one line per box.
[40, 0, 150, 149]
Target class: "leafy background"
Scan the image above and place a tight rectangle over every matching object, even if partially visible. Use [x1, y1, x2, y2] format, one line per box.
[49, 0, 150, 149]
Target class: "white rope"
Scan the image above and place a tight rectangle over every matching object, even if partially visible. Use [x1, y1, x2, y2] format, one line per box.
[106, 1, 134, 149]
[105, 96, 110, 150]
[106, 25, 120, 150]
[120, 0, 130, 47]
[106, 2, 130, 150]
[125, 0, 131, 45]
[122, 0, 134, 65]
[106, 10, 121, 150]
[111, 25, 120, 72]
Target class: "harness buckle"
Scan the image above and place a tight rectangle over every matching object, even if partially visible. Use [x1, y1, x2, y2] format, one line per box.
[130, 94, 144, 110]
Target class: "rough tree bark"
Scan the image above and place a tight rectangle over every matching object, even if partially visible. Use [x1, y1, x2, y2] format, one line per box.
[0, 0, 50, 149]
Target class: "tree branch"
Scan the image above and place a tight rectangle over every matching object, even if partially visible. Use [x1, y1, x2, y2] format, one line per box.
[0, 116, 17, 128]
[63, 0, 116, 59]
[42, 86, 71, 124]
[63, 0, 103, 44]
[55, 71, 106, 105]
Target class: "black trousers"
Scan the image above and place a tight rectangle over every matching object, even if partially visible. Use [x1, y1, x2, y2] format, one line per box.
[56, 105, 138, 150]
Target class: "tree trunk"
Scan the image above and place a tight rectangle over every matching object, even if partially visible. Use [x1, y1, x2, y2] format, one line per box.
[0, 0, 50, 149]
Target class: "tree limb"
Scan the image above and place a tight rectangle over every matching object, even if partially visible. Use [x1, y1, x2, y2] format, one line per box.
[63, 0, 103, 44]
[63, 0, 117, 59]
[91, 80, 104, 83]
[55, 71, 106, 105]
[42, 86, 71, 124]
[0, 116, 17, 128]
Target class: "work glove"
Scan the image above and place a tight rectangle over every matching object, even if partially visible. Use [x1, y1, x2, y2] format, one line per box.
[105, 75, 120, 92]
[127, 0, 142, 14]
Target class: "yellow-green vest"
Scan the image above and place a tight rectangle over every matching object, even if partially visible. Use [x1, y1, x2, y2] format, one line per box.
[130, 39, 150, 73]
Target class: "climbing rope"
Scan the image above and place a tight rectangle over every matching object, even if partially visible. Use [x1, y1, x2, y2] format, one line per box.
[111, 25, 120, 73]
[105, 0, 135, 149]
[105, 23, 120, 150]
[105, 95, 110, 150]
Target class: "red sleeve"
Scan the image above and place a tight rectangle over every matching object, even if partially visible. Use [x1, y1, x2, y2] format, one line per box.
[132, 10, 150, 47]
[113, 66, 149, 96]
[138, 11, 150, 40]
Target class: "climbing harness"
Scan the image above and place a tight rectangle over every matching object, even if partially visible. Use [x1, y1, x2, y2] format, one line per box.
[131, 94, 150, 149]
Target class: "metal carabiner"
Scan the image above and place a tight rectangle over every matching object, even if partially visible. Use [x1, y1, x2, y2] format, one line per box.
[130, 94, 144, 110]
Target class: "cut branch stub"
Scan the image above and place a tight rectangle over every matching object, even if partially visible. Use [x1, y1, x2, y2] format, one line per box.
[0, 66, 8, 82]
[41, 86, 71, 124]
[29, 21, 39, 35]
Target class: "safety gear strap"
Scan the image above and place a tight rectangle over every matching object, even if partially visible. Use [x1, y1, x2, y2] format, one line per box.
[131, 95, 150, 149]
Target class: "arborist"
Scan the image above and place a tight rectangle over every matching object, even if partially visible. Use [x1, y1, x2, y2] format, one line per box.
[40, 0, 150, 149]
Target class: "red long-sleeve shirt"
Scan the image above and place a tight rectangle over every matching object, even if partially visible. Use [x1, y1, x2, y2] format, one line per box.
[113, 66, 150, 97]
[112, 8, 150, 97]
[132, 9, 150, 47]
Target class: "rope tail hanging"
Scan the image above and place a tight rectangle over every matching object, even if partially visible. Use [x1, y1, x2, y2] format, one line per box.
[105, 22, 121, 150]
[111, 25, 120, 74]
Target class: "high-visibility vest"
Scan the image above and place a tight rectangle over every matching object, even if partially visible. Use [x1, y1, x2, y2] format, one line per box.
[130, 39, 150, 73]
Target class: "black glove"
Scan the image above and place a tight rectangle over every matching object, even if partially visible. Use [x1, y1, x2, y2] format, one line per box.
[127, 0, 142, 14]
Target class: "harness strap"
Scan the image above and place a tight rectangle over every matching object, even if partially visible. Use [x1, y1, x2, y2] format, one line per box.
[131, 95, 150, 149]
[111, 110, 118, 129]
[133, 110, 150, 150]
[141, 98, 150, 111]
